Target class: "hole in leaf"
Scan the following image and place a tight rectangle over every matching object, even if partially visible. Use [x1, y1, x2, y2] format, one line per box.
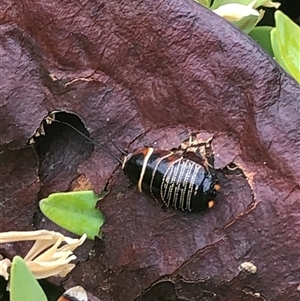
[31, 111, 94, 198]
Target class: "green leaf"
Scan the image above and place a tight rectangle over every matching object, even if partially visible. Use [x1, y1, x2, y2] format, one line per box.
[194, 0, 212, 7]
[249, 26, 274, 56]
[254, 0, 281, 9]
[271, 11, 300, 83]
[39, 190, 105, 240]
[211, 0, 254, 9]
[212, 2, 264, 33]
[211, 0, 279, 9]
[232, 12, 263, 33]
[10, 256, 47, 301]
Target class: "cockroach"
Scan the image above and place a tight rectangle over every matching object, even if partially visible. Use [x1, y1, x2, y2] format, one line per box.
[54, 119, 220, 212]
[122, 148, 219, 211]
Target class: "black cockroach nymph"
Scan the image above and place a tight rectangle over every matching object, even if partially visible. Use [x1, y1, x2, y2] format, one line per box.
[55, 119, 220, 212]
[121, 147, 220, 211]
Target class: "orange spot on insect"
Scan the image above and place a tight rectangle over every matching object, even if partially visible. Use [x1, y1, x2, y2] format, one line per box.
[57, 297, 70, 301]
[214, 184, 221, 191]
[208, 200, 215, 208]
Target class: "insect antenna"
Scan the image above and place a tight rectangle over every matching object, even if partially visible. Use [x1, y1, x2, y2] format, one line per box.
[52, 120, 123, 164]
[90, 123, 128, 155]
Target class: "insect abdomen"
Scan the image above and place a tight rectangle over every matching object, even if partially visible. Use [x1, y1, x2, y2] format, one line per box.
[161, 158, 214, 211]
[123, 148, 217, 211]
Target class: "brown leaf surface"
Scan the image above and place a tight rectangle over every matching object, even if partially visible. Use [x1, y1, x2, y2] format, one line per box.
[1, 0, 300, 300]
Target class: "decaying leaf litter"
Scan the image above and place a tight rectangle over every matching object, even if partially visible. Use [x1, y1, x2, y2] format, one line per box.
[1, 0, 300, 300]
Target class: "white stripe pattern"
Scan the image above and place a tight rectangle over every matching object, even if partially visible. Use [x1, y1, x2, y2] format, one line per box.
[137, 148, 154, 192]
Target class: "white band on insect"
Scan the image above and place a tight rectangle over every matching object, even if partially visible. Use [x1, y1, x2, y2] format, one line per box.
[138, 148, 154, 192]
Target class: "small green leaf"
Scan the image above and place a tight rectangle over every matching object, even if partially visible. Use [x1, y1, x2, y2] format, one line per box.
[40, 190, 105, 240]
[271, 11, 300, 83]
[211, 0, 280, 9]
[212, 2, 264, 33]
[10, 256, 47, 301]
[194, 0, 212, 7]
[211, 0, 254, 9]
[232, 10, 264, 33]
[254, 0, 281, 9]
[249, 26, 274, 56]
